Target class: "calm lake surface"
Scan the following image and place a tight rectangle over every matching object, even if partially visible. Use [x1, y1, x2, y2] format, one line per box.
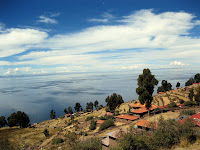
[0, 69, 197, 124]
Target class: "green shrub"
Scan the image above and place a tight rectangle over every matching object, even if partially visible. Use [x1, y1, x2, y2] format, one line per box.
[68, 121, 72, 126]
[168, 101, 177, 108]
[180, 110, 196, 116]
[183, 101, 195, 107]
[43, 129, 49, 138]
[89, 119, 97, 130]
[179, 99, 185, 104]
[99, 115, 114, 120]
[52, 138, 64, 144]
[70, 137, 102, 150]
[99, 119, 114, 131]
[85, 116, 93, 121]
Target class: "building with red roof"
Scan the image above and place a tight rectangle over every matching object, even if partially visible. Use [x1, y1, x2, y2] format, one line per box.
[136, 120, 158, 130]
[115, 115, 139, 123]
[179, 112, 200, 127]
[97, 120, 105, 127]
[104, 112, 114, 116]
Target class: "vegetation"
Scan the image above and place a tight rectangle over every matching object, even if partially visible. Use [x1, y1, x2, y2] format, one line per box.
[157, 80, 172, 93]
[183, 101, 195, 107]
[194, 73, 200, 83]
[7, 111, 30, 128]
[43, 128, 49, 138]
[50, 109, 56, 119]
[97, 105, 104, 111]
[105, 93, 124, 111]
[188, 88, 194, 101]
[168, 101, 177, 108]
[52, 138, 64, 144]
[70, 137, 102, 150]
[113, 117, 200, 150]
[94, 100, 99, 110]
[68, 106, 73, 114]
[176, 82, 180, 89]
[89, 119, 97, 130]
[99, 119, 114, 131]
[74, 102, 82, 112]
[86, 102, 93, 111]
[0, 136, 14, 150]
[136, 68, 158, 115]
[195, 87, 200, 105]
[180, 110, 196, 116]
[64, 108, 68, 114]
[0, 116, 7, 128]
[185, 73, 200, 86]
[85, 116, 94, 121]
[99, 115, 114, 120]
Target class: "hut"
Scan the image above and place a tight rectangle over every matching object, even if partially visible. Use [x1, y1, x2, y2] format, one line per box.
[115, 115, 139, 123]
[136, 120, 157, 131]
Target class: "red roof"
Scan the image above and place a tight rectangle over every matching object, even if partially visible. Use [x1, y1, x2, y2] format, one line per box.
[131, 105, 158, 114]
[158, 106, 164, 109]
[97, 120, 105, 124]
[131, 103, 146, 108]
[104, 112, 114, 116]
[158, 92, 165, 94]
[178, 104, 183, 106]
[136, 120, 158, 129]
[179, 113, 200, 126]
[65, 113, 71, 117]
[131, 108, 148, 114]
[115, 115, 139, 121]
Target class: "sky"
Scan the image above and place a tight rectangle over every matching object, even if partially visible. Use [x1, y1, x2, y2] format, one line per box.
[0, 0, 200, 75]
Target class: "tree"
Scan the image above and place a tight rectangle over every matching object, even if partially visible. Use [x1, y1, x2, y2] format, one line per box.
[136, 68, 158, 115]
[43, 128, 49, 138]
[50, 110, 56, 119]
[105, 93, 124, 111]
[185, 78, 195, 86]
[68, 107, 73, 114]
[86, 102, 93, 112]
[188, 88, 194, 101]
[7, 111, 30, 128]
[94, 100, 99, 110]
[89, 119, 97, 130]
[195, 87, 200, 105]
[194, 73, 200, 83]
[64, 108, 68, 114]
[0, 116, 7, 128]
[74, 103, 82, 112]
[176, 82, 180, 89]
[157, 80, 172, 93]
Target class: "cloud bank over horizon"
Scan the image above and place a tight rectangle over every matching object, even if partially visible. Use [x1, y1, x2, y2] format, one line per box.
[0, 9, 200, 75]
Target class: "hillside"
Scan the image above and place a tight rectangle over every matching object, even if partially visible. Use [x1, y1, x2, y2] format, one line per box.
[0, 84, 200, 150]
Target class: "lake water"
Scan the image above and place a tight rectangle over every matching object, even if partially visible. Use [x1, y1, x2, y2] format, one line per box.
[0, 69, 197, 124]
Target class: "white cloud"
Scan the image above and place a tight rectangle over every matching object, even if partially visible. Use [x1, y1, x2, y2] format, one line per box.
[0, 28, 48, 57]
[1, 9, 200, 74]
[38, 15, 57, 24]
[4, 67, 31, 75]
[169, 61, 186, 66]
[88, 12, 114, 23]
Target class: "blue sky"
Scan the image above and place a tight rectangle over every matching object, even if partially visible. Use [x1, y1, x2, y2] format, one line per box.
[0, 0, 200, 75]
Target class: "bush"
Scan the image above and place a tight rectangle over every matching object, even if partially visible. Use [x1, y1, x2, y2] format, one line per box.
[179, 99, 185, 104]
[99, 115, 114, 120]
[70, 137, 102, 150]
[89, 119, 97, 130]
[168, 101, 177, 108]
[85, 116, 93, 121]
[0, 136, 14, 150]
[183, 101, 195, 107]
[52, 138, 64, 144]
[99, 119, 114, 131]
[180, 110, 196, 116]
[43, 129, 49, 138]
